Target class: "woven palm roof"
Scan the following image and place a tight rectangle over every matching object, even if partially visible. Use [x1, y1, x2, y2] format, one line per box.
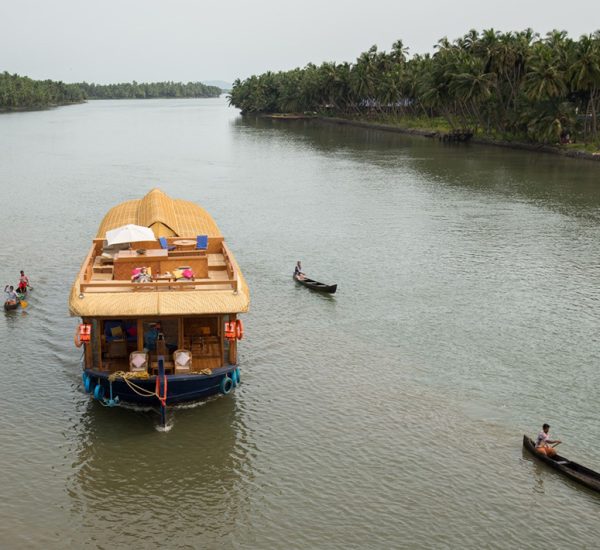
[68, 276, 250, 317]
[96, 188, 222, 238]
[70, 189, 250, 317]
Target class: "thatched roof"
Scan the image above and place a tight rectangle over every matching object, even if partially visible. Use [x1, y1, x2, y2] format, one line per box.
[68, 280, 250, 317]
[96, 188, 222, 238]
[69, 189, 250, 317]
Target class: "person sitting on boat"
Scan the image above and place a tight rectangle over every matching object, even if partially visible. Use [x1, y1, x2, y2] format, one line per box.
[4, 285, 18, 306]
[294, 261, 305, 280]
[131, 267, 152, 283]
[17, 270, 29, 295]
[535, 423, 561, 457]
[144, 323, 160, 351]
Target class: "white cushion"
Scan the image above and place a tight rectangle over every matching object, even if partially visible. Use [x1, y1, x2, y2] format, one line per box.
[131, 354, 146, 368]
[175, 352, 190, 366]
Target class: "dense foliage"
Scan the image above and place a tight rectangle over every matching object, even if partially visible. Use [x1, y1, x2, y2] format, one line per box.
[0, 71, 85, 110]
[229, 29, 600, 144]
[0, 73, 222, 111]
[77, 81, 222, 99]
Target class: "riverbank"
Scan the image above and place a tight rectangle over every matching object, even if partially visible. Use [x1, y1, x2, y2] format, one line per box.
[0, 100, 85, 114]
[318, 116, 600, 163]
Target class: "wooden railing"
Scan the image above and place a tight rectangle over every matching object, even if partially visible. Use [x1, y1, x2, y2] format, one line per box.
[80, 278, 238, 293]
[78, 239, 241, 294]
[79, 245, 96, 285]
[221, 242, 241, 293]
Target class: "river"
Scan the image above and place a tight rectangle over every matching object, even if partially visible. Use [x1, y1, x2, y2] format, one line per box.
[0, 97, 599, 548]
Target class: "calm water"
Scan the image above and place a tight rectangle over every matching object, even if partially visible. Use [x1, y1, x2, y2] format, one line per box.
[1, 98, 599, 549]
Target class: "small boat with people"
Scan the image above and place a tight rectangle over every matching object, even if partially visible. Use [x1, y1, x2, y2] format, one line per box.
[4, 299, 19, 311]
[4, 284, 27, 310]
[293, 261, 337, 294]
[69, 189, 250, 425]
[293, 274, 337, 294]
[523, 435, 600, 492]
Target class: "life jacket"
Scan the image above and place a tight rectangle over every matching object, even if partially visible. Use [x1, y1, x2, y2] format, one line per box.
[224, 321, 236, 340]
[79, 323, 92, 343]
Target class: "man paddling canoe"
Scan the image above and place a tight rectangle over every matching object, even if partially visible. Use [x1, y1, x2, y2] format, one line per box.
[294, 261, 305, 280]
[535, 423, 561, 457]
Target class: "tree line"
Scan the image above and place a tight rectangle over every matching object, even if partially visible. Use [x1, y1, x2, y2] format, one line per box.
[229, 29, 600, 145]
[77, 81, 221, 99]
[0, 72, 85, 110]
[0, 72, 222, 111]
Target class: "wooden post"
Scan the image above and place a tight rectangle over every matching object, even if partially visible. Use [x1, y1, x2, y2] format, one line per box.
[98, 319, 104, 371]
[85, 318, 93, 369]
[158, 357, 167, 427]
[218, 315, 223, 367]
[178, 317, 184, 349]
[137, 319, 144, 351]
[228, 313, 237, 365]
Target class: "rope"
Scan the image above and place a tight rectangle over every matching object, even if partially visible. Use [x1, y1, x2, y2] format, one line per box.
[108, 371, 157, 398]
[106, 369, 213, 400]
[190, 368, 213, 375]
[108, 370, 149, 382]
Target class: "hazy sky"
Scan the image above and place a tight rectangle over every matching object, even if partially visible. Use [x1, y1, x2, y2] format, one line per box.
[2, 0, 599, 84]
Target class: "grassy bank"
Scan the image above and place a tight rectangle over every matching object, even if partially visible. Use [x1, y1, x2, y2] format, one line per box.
[315, 114, 600, 163]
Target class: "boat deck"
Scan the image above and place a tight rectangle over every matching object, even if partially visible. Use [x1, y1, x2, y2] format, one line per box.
[79, 238, 240, 294]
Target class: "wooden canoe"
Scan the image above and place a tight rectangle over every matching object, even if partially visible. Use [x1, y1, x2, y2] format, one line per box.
[523, 435, 600, 492]
[293, 274, 337, 294]
[4, 300, 18, 311]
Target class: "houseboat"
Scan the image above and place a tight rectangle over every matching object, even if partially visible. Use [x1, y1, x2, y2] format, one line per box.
[69, 189, 250, 420]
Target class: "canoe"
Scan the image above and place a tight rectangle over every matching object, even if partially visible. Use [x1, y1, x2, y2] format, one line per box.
[293, 273, 337, 294]
[523, 435, 600, 492]
[4, 300, 18, 311]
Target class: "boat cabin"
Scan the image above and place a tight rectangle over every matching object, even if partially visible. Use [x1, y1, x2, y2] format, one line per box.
[83, 314, 237, 375]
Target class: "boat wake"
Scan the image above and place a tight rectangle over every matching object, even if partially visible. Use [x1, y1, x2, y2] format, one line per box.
[155, 421, 174, 433]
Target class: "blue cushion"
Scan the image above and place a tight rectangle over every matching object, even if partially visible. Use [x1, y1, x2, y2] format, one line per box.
[159, 237, 175, 251]
[196, 235, 208, 250]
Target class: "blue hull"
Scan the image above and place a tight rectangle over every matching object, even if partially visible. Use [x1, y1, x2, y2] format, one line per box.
[83, 366, 239, 405]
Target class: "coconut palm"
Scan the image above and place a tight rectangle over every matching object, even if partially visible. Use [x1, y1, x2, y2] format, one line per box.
[570, 34, 600, 139]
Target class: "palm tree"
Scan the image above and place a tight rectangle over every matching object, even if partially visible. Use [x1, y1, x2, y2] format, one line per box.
[570, 34, 600, 140]
[523, 44, 568, 101]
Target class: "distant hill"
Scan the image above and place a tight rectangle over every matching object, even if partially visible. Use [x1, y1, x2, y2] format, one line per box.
[204, 80, 232, 91]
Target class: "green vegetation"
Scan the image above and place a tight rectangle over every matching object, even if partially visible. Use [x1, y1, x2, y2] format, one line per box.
[77, 81, 221, 99]
[0, 73, 222, 111]
[0, 71, 85, 111]
[229, 29, 600, 147]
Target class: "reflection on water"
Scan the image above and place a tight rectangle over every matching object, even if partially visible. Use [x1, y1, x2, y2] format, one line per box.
[521, 448, 548, 494]
[68, 395, 255, 546]
[235, 115, 600, 221]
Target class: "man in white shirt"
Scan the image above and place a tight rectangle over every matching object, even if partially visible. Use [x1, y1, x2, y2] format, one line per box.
[535, 423, 561, 457]
[4, 285, 18, 306]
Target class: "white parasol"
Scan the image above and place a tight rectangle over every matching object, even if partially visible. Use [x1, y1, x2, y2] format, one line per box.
[105, 224, 156, 246]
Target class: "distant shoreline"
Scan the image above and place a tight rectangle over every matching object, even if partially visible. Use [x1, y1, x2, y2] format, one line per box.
[320, 117, 600, 163]
[0, 96, 224, 114]
[0, 100, 85, 113]
[257, 113, 600, 164]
